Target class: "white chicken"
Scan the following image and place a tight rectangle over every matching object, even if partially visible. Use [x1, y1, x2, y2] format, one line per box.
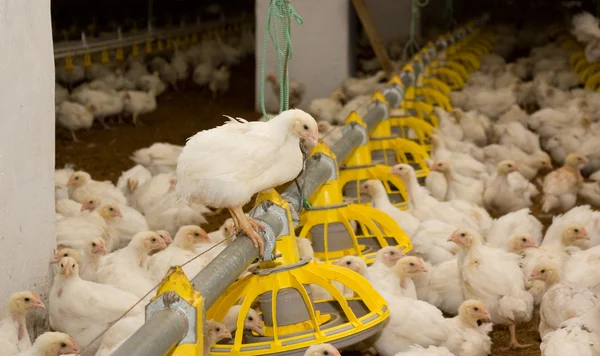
[55, 204, 122, 252]
[67, 171, 127, 205]
[359, 180, 420, 236]
[176, 109, 318, 256]
[412, 258, 463, 315]
[450, 228, 534, 349]
[55, 101, 95, 141]
[485, 208, 544, 249]
[130, 142, 182, 175]
[483, 161, 538, 215]
[392, 345, 455, 356]
[17, 332, 79, 356]
[540, 305, 600, 356]
[209, 65, 231, 97]
[528, 264, 598, 338]
[307, 91, 346, 124]
[115, 164, 153, 202]
[146, 225, 212, 281]
[542, 153, 588, 213]
[442, 300, 493, 356]
[429, 161, 484, 206]
[120, 89, 157, 127]
[95, 231, 167, 298]
[0, 291, 45, 354]
[81, 198, 149, 248]
[49, 257, 144, 350]
[317, 121, 344, 147]
[341, 71, 386, 99]
[137, 72, 166, 95]
[266, 74, 306, 108]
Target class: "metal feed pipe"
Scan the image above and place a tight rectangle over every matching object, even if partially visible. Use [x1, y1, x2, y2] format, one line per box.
[110, 83, 405, 356]
[54, 16, 247, 59]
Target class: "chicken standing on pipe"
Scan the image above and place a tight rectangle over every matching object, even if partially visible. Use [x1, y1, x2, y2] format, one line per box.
[176, 109, 318, 256]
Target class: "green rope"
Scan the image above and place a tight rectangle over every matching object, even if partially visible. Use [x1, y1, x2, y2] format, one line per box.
[259, 0, 304, 121]
[403, 0, 429, 60]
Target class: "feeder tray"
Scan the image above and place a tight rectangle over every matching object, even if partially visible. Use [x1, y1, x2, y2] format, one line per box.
[337, 112, 409, 210]
[207, 190, 390, 355]
[296, 143, 412, 265]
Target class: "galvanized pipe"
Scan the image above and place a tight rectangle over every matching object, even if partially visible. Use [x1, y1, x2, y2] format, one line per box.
[110, 308, 188, 356]
[112, 84, 398, 356]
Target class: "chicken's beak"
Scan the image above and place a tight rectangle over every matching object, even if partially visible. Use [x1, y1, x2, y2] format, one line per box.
[32, 297, 46, 309]
[50, 251, 61, 264]
[66, 177, 76, 186]
[479, 310, 491, 323]
[251, 323, 264, 336]
[579, 230, 590, 240]
[545, 161, 553, 169]
[523, 240, 538, 249]
[447, 232, 459, 243]
[80, 203, 90, 212]
[221, 329, 232, 340]
[528, 272, 539, 282]
[307, 132, 319, 147]
[96, 242, 107, 254]
[420, 265, 428, 272]
[128, 178, 138, 192]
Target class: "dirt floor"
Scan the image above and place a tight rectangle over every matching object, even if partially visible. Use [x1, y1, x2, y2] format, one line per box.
[55, 59, 545, 355]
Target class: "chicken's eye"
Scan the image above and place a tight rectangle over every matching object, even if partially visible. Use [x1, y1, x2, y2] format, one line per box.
[74, 177, 79, 180]
[109, 207, 114, 212]
[216, 327, 220, 332]
[389, 251, 395, 255]
[460, 233, 466, 237]
[521, 238, 527, 242]
[151, 238, 156, 243]
[345, 261, 352, 266]
[194, 233, 200, 237]
[63, 253, 68, 257]
[474, 307, 479, 311]
[303, 124, 309, 130]
[60, 263, 64, 268]
[60, 342, 67, 347]
[92, 242, 97, 247]
[507, 164, 512, 168]
[72, 264, 75, 268]
[324, 352, 329, 356]
[541, 269, 546, 273]
[574, 229, 580, 233]
[248, 316, 253, 321]
[409, 262, 415, 266]
[24, 298, 30, 302]
[89, 200, 94, 204]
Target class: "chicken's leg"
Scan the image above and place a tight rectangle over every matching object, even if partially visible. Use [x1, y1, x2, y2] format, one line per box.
[70, 131, 79, 142]
[132, 112, 145, 127]
[501, 323, 532, 350]
[228, 207, 265, 256]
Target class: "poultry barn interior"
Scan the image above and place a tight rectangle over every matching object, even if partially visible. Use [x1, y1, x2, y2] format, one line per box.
[3, 0, 600, 355]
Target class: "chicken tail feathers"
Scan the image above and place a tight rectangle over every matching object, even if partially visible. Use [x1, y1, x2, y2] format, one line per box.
[542, 195, 559, 213]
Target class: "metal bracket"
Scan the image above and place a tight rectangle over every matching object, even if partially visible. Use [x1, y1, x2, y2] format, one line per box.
[343, 122, 368, 146]
[250, 257, 312, 276]
[250, 200, 290, 261]
[145, 292, 197, 345]
[311, 152, 338, 183]
[400, 70, 415, 87]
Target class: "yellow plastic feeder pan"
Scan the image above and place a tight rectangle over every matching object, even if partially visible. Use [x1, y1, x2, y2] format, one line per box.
[388, 108, 434, 153]
[366, 98, 431, 183]
[207, 190, 390, 355]
[296, 143, 412, 265]
[337, 112, 409, 210]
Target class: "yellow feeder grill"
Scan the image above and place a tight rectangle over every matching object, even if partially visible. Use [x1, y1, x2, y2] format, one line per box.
[388, 109, 434, 152]
[579, 62, 600, 84]
[367, 91, 431, 180]
[207, 189, 390, 355]
[401, 83, 439, 127]
[296, 143, 412, 265]
[337, 112, 409, 210]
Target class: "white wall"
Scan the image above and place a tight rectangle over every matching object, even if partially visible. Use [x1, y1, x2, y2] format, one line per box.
[255, 0, 353, 112]
[254, 0, 416, 112]
[0, 0, 55, 307]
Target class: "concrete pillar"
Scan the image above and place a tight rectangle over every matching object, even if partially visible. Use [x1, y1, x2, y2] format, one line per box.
[0, 0, 55, 305]
[255, 0, 353, 112]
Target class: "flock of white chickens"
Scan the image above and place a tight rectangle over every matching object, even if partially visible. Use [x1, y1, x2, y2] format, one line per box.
[6, 11, 600, 356]
[55, 27, 255, 141]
